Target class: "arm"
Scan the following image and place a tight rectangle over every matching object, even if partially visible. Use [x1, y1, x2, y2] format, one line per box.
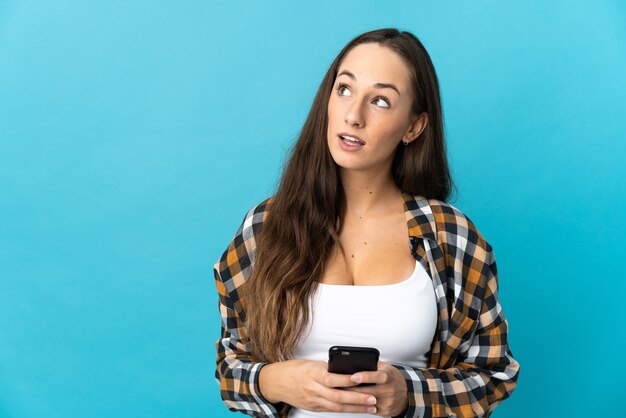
[393, 248, 520, 417]
[213, 202, 282, 416]
[214, 265, 283, 417]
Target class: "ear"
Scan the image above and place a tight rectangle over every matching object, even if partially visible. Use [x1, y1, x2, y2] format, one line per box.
[402, 112, 429, 144]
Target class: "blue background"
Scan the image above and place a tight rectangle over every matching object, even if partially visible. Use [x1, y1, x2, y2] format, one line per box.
[1, 1, 625, 417]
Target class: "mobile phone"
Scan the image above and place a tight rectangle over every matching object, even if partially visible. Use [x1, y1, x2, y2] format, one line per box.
[327, 346, 380, 375]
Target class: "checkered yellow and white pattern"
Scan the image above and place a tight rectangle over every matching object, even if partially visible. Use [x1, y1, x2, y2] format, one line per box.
[213, 193, 520, 417]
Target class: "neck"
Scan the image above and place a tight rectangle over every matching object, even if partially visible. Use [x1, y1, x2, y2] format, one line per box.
[340, 167, 402, 217]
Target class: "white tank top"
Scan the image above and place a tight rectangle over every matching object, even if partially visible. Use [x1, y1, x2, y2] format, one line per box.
[288, 259, 438, 418]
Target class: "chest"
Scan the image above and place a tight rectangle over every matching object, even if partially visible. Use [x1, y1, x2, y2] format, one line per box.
[319, 212, 415, 286]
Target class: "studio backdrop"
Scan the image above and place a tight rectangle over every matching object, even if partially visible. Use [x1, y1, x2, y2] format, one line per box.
[1, 1, 625, 417]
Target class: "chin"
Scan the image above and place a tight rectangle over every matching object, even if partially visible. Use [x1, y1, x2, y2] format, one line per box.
[328, 147, 352, 168]
[330, 155, 367, 171]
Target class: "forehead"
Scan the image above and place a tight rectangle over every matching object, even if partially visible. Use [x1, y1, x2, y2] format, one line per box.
[337, 43, 411, 91]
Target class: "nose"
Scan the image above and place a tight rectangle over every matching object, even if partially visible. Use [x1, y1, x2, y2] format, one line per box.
[344, 99, 365, 128]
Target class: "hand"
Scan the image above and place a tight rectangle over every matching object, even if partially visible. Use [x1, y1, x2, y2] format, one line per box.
[259, 359, 379, 414]
[345, 361, 409, 417]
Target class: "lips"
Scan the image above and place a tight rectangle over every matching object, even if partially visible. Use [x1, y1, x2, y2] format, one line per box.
[338, 133, 366, 145]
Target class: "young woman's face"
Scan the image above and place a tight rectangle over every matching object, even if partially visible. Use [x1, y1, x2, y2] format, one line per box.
[327, 42, 422, 174]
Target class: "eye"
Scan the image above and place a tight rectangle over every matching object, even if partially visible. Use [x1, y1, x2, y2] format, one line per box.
[336, 83, 351, 96]
[335, 83, 391, 108]
[373, 96, 391, 108]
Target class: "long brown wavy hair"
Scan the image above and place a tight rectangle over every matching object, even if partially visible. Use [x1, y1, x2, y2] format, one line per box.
[244, 28, 454, 362]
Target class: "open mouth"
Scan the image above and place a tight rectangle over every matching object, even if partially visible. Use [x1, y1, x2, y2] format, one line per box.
[338, 134, 365, 146]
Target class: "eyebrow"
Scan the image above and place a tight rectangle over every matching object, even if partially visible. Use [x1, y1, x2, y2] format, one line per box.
[337, 70, 401, 96]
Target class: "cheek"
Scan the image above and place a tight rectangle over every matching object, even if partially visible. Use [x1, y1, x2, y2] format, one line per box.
[327, 97, 339, 124]
[327, 99, 344, 147]
[385, 116, 408, 142]
[326, 101, 334, 137]
[373, 116, 406, 145]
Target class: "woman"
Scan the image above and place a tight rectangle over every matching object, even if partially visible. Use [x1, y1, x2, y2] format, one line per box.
[214, 28, 520, 418]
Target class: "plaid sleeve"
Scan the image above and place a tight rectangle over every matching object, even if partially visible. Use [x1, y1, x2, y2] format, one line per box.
[395, 249, 519, 417]
[214, 202, 282, 417]
[395, 209, 520, 417]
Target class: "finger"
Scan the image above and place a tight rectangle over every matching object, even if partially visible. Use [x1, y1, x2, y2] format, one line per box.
[317, 384, 378, 408]
[350, 370, 390, 385]
[318, 371, 361, 388]
[344, 385, 381, 395]
[314, 396, 377, 414]
[351, 362, 393, 385]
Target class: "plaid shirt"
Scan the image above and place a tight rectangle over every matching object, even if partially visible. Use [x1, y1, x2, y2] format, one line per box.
[214, 192, 520, 417]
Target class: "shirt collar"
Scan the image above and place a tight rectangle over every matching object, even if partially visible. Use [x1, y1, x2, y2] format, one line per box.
[402, 192, 438, 243]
